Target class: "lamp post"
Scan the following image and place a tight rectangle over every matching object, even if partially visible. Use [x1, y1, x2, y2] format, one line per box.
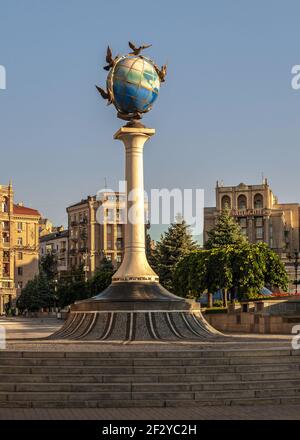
[288, 250, 300, 294]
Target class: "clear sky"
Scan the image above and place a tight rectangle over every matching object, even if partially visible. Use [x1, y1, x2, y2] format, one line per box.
[0, 0, 300, 240]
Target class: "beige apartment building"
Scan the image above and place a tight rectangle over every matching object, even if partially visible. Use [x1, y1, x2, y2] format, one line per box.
[0, 182, 40, 313]
[67, 191, 126, 276]
[204, 179, 300, 291]
[39, 228, 69, 276]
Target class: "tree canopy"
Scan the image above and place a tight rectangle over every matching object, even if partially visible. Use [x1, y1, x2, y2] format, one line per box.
[150, 218, 198, 291]
[205, 207, 246, 249]
[174, 243, 289, 301]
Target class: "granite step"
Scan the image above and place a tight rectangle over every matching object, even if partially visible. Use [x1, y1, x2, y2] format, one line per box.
[0, 349, 299, 408]
[1, 355, 299, 367]
[1, 349, 297, 358]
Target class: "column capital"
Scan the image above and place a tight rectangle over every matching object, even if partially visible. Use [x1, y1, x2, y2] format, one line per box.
[114, 126, 155, 140]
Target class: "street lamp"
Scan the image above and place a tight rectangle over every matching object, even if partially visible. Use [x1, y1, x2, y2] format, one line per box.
[287, 250, 300, 294]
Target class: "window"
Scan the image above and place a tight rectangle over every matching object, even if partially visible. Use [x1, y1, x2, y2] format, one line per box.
[2, 233, 9, 243]
[237, 195, 247, 210]
[107, 224, 112, 233]
[238, 217, 247, 237]
[3, 251, 9, 260]
[116, 254, 122, 263]
[17, 267, 23, 276]
[239, 217, 247, 227]
[17, 222, 23, 231]
[256, 227, 263, 239]
[221, 195, 231, 210]
[107, 240, 112, 249]
[254, 194, 263, 209]
[17, 237, 23, 246]
[106, 254, 112, 261]
[106, 209, 114, 221]
[2, 221, 9, 230]
[17, 252, 23, 260]
[255, 217, 263, 227]
[117, 224, 123, 238]
[1, 197, 8, 213]
[17, 281, 23, 289]
[241, 228, 247, 237]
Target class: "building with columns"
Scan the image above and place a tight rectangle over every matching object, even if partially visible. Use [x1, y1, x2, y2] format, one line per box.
[204, 179, 300, 292]
[0, 182, 40, 314]
[67, 191, 127, 276]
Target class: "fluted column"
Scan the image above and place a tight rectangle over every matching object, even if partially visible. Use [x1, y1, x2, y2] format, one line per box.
[112, 126, 158, 283]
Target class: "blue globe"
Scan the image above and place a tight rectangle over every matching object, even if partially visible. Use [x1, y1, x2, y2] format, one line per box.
[107, 55, 160, 117]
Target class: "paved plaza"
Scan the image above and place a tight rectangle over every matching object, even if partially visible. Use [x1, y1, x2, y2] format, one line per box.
[0, 317, 299, 420]
[0, 405, 300, 420]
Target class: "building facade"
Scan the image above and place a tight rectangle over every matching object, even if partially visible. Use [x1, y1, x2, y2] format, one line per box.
[39, 228, 69, 276]
[67, 192, 127, 276]
[0, 182, 40, 313]
[204, 180, 300, 292]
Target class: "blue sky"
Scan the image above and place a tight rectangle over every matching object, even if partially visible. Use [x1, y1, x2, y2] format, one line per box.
[0, 0, 300, 240]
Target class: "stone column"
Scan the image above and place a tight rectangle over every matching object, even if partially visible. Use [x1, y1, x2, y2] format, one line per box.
[112, 125, 158, 283]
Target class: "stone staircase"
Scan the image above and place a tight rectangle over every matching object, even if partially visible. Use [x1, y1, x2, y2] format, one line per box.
[0, 348, 300, 407]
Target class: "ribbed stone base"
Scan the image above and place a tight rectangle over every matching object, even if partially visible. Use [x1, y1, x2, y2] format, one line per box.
[49, 309, 221, 341]
[50, 282, 221, 341]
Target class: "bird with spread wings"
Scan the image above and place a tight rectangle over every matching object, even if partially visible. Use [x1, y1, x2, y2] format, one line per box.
[128, 41, 152, 56]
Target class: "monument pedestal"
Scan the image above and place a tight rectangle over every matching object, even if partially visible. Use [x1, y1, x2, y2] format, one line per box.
[51, 124, 220, 341]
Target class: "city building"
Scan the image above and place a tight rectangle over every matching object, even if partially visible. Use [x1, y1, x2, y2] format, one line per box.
[67, 191, 127, 276]
[39, 218, 54, 237]
[204, 179, 300, 292]
[0, 182, 40, 313]
[39, 228, 69, 276]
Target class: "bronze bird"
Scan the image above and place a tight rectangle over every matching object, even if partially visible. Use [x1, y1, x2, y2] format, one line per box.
[154, 64, 167, 83]
[128, 41, 152, 56]
[103, 46, 117, 71]
[95, 85, 112, 104]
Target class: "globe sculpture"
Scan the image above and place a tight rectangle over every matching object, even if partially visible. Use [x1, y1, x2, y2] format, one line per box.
[108, 56, 160, 118]
[51, 42, 220, 341]
[95, 42, 166, 120]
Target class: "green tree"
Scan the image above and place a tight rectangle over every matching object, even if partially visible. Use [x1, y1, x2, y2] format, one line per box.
[40, 253, 58, 283]
[57, 264, 89, 308]
[255, 242, 289, 292]
[205, 207, 246, 249]
[152, 218, 198, 291]
[88, 257, 115, 297]
[207, 247, 233, 307]
[17, 272, 53, 312]
[230, 243, 266, 300]
[174, 243, 289, 306]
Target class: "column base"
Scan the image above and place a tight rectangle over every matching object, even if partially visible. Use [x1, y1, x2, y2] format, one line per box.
[50, 282, 222, 341]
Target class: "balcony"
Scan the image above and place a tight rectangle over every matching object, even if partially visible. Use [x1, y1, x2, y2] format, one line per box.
[0, 287, 16, 296]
